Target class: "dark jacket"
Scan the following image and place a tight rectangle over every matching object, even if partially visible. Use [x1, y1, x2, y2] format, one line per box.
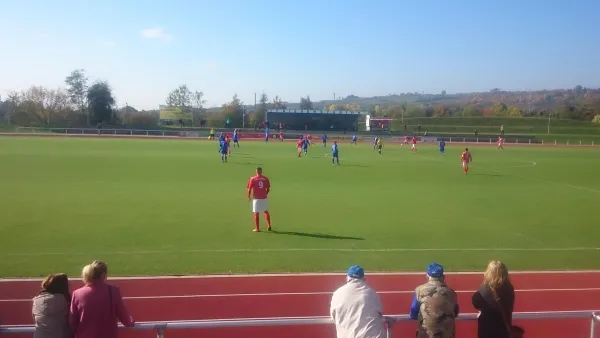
[472, 282, 515, 338]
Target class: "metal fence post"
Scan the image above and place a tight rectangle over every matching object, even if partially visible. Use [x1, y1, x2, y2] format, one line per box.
[386, 318, 394, 338]
[589, 312, 596, 338]
[156, 327, 165, 338]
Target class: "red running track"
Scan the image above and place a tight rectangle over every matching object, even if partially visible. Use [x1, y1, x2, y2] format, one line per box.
[1, 272, 599, 338]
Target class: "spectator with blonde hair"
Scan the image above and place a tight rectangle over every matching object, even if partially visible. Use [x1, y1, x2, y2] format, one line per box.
[472, 260, 523, 338]
[69, 260, 134, 338]
[32, 273, 72, 338]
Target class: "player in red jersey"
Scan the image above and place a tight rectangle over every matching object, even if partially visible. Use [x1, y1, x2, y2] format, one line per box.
[497, 136, 504, 150]
[403, 135, 409, 146]
[247, 167, 272, 232]
[279, 131, 284, 142]
[225, 136, 231, 155]
[410, 136, 417, 152]
[307, 134, 312, 146]
[296, 136, 304, 157]
[460, 148, 473, 175]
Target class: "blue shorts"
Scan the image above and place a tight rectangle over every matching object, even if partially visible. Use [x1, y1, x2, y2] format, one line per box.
[440, 148, 445, 152]
[332, 152, 339, 157]
[221, 150, 228, 154]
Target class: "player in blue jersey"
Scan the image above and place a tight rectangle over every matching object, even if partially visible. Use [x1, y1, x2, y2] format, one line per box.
[321, 133, 328, 147]
[331, 141, 340, 165]
[233, 129, 240, 147]
[351, 135, 357, 145]
[219, 139, 229, 163]
[219, 132, 225, 143]
[439, 139, 446, 155]
[265, 127, 269, 143]
[373, 136, 379, 150]
[302, 136, 310, 155]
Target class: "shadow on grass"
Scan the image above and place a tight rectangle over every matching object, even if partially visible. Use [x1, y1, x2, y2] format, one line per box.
[269, 230, 364, 241]
[231, 162, 263, 166]
[472, 173, 506, 177]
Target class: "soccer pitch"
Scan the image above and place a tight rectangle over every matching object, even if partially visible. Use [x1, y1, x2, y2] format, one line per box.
[0, 136, 599, 277]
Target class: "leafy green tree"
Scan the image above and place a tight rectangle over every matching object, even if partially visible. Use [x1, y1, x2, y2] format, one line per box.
[508, 106, 522, 117]
[191, 90, 206, 126]
[220, 94, 243, 126]
[592, 114, 600, 124]
[272, 95, 286, 109]
[461, 105, 481, 117]
[166, 84, 192, 107]
[87, 81, 115, 123]
[299, 95, 313, 110]
[65, 69, 88, 123]
[255, 92, 268, 123]
[492, 103, 508, 116]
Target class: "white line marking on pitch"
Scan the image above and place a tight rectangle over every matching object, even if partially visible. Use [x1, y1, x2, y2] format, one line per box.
[2, 287, 600, 302]
[508, 161, 537, 168]
[2, 247, 599, 257]
[2, 270, 600, 282]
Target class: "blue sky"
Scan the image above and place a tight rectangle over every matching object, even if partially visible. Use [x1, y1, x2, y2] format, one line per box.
[1, 0, 599, 110]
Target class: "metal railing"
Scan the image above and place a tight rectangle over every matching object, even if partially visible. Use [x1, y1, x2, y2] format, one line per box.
[6, 127, 598, 145]
[1, 311, 598, 338]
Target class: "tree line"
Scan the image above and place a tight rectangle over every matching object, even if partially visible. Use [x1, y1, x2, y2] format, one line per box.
[1, 70, 599, 128]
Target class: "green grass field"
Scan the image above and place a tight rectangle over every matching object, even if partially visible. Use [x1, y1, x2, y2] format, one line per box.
[1, 136, 599, 277]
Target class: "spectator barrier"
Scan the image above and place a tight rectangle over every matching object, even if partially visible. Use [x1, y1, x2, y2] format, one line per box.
[6, 127, 596, 145]
[1, 311, 597, 338]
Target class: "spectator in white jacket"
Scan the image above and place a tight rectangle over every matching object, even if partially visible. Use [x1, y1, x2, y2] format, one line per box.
[330, 265, 385, 338]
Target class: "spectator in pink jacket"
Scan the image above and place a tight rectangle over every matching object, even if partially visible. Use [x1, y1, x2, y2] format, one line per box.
[69, 261, 134, 338]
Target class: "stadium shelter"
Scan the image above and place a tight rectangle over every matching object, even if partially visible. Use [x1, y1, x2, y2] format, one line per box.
[266, 109, 365, 132]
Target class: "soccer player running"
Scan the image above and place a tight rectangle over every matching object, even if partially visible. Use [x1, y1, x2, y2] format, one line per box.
[376, 138, 383, 154]
[279, 131, 284, 142]
[302, 136, 309, 155]
[331, 141, 340, 165]
[439, 139, 446, 155]
[460, 148, 473, 175]
[265, 127, 269, 143]
[247, 167, 272, 232]
[219, 139, 229, 163]
[322, 133, 328, 147]
[373, 136, 379, 150]
[351, 134, 357, 145]
[225, 136, 232, 156]
[403, 135, 409, 146]
[297, 136, 304, 157]
[410, 136, 417, 152]
[232, 129, 240, 147]
[497, 136, 504, 150]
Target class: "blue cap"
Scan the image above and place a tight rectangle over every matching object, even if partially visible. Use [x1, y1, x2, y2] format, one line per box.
[347, 265, 365, 279]
[427, 263, 444, 278]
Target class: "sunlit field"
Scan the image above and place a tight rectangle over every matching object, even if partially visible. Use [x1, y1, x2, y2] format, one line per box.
[0, 136, 599, 277]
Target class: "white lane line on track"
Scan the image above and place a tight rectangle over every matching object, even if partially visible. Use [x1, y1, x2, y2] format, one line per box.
[2, 287, 600, 302]
[3, 247, 599, 257]
[3, 270, 600, 282]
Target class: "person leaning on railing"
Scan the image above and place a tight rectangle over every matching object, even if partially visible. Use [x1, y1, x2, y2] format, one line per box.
[472, 260, 523, 338]
[32, 273, 72, 338]
[409, 262, 459, 338]
[69, 260, 134, 338]
[330, 265, 385, 338]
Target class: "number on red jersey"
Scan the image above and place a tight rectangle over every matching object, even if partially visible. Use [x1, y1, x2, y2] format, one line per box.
[248, 175, 270, 199]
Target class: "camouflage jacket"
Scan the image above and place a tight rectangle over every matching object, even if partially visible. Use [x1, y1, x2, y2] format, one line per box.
[414, 279, 458, 338]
